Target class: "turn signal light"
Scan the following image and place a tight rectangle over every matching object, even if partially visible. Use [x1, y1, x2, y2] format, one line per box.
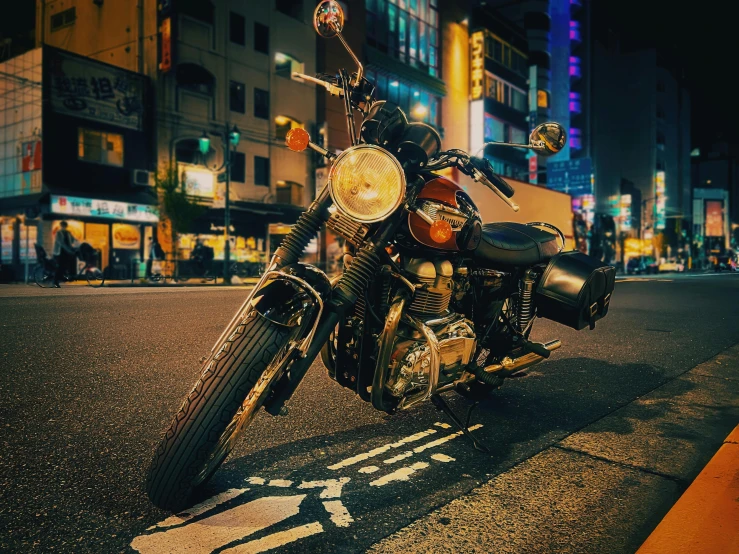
[429, 219, 453, 243]
[286, 128, 310, 152]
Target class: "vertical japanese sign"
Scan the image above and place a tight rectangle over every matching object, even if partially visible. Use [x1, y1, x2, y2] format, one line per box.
[470, 32, 484, 101]
[655, 171, 666, 230]
[158, 0, 175, 74]
[47, 49, 145, 130]
[620, 194, 632, 230]
[704, 200, 724, 237]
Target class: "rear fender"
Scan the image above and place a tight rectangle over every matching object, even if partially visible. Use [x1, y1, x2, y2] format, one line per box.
[251, 263, 331, 354]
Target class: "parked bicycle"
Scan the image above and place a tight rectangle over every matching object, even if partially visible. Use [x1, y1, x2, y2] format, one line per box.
[34, 243, 105, 288]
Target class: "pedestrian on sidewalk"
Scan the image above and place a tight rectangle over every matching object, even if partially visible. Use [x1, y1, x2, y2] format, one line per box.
[146, 237, 164, 279]
[52, 221, 78, 287]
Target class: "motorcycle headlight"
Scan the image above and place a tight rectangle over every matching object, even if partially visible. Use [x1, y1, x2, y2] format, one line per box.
[329, 145, 405, 223]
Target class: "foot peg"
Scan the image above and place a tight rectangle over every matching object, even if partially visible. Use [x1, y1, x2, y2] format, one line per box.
[521, 338, 551, 358]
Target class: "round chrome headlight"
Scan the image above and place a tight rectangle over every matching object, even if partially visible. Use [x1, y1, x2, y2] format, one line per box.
[329, 145, 405, 223]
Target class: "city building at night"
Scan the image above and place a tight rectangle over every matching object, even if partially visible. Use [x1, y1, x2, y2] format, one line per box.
[1, 0, 320, 280]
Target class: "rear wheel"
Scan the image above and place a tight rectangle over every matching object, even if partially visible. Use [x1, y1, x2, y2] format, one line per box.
[86, 268, 105, 287]
[146, 312, 292, 511]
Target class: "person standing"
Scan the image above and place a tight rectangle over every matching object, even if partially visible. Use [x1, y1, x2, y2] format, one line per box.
[146, 237, 164, 279]
[52, 221, 77, 287]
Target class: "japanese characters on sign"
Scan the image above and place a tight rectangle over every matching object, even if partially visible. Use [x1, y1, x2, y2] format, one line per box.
[160, 17, 172, 73]
[655, 171, 666, 230]
[620, 194, 632, 230]
[470, 32, 484, 101]
[48, 50, 145, 130]
[51, 195, 159, 223]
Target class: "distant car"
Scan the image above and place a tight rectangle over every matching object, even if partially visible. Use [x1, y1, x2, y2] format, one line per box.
[658, 260, 685, 273]
[626, 256, 659, 275]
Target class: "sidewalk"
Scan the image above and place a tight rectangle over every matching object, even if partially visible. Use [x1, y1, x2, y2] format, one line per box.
[636, 425, 739, 554]
[368, 343, 739, 554]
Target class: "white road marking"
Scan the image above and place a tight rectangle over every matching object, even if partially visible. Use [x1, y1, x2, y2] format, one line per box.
[327, 428, 437, 470]
[383, 451, 414, 464]
[148, 488, 249, 530]
[434, 422, 452, 429]
[221, 522, 324, 554]
[369, 462, 430, 487]
[431, 453, 455, 463]
[246, 477, 265, 485]
[322, 501, 355, 528]
[358, 466, 380, 474]
[267, 479, 293, 488]
[411, 424, 483, 454]
[297, 478, 350, 499]
[130, 495, 306, 554]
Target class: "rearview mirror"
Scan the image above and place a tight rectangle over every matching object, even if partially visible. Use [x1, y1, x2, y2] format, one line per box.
[529, 122, 567, 157]
[314, 0, 344, 38]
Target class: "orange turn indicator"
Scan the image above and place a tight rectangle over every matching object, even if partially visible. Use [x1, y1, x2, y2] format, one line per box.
[429, 219, 453, 243]
[286, 128, 310, 152]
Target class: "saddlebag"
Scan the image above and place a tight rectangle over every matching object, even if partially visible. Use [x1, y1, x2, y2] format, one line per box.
[535, 251, 615, 330]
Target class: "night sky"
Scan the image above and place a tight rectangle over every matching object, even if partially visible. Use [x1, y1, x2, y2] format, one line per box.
[594, 1, 735, 149]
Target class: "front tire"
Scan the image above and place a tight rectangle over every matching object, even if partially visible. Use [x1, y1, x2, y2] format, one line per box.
[146, 312, 292, 511]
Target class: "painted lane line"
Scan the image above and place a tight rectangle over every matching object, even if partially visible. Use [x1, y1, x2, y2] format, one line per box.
[434, 422, 452, 429]
[221, 522, 324, 554]
[383, 451, 414, 464]
[369, 462, 430, 487]
[327, 428, 438, 470]
[246, 477, 265, 485]
[431, 453, 455, 463]
[297, 478, 350, 499]
[130, 495, 306, 554]
[147, 488, 249, 530]
[267, 479, 293, 488]
[322, 500, 355, 528]
[412, 424, 483, 454]
[358, 466, 380, 474]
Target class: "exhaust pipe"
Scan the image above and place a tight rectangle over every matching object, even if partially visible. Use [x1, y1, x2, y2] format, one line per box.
[483, 339, 561, 376]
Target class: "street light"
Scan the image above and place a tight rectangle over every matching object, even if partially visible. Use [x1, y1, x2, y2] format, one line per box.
[222, 124, 240, 284]
[198, 131, 211, 156]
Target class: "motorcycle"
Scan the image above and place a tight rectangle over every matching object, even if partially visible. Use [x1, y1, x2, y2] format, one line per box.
[146, 0, 616, 511]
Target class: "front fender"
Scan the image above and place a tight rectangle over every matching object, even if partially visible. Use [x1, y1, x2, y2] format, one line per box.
[252, 263, 331, 333]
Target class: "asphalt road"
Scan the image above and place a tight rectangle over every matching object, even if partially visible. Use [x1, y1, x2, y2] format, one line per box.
[1, 274, 738, 553]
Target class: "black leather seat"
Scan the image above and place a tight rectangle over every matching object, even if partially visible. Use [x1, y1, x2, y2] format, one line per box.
[474, 222, 560, 267]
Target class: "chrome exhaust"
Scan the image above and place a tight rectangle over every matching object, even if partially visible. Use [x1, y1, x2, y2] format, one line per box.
[483, 339, 561, 375]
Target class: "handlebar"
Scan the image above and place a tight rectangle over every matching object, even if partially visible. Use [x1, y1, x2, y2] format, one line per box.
[293, 72, 344, 96]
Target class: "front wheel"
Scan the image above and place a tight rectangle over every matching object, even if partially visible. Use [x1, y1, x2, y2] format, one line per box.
[146, 312, 292, 511]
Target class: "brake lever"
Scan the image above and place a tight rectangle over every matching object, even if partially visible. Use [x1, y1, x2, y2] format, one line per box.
[470, 168, 520, 212]
[292, 72, 343, 97]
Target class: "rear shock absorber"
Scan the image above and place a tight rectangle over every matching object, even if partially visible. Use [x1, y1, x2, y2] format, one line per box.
[517, 268, 537, 334]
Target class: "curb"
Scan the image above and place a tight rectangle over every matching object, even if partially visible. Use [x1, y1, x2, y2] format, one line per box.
[636, 425, 739, 554]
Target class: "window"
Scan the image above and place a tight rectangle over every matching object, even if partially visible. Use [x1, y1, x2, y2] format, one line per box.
[276, 0, 302, 19]
[230, 151, 246, 182]
[78, 128, 124, 166]
[365, 0, 439, 77]
[230, 81, 245, 113]
[364, 68, 441, 127]
[511, 88, 526, 112]
[569, 91, 581, 114]
[537, 90, 549, 108]
[656, 131, 666, 150]
[570, 128, 582, 150]
[656, 159, 665, 171]
[179, 0, 214, 24]
[510, 127, 527, 145]
[484, 115, 506, 143]
[176, 63, 215, 118]
[275, 116, 303, 141]
[51, 7, 76, 31]
[255, 156, 270, 186]
[254, 88, 269, 119]
[569, 56, 581, 78]
[569, 20, 581, 42]
[276, 181, 303, 205]
[275, 53, 305, 80]
[230, 12, 245, 45]
[254, 22, 269, 54]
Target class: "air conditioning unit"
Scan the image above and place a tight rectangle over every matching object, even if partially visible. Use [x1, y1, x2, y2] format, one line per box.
[132, 169, 154, 187]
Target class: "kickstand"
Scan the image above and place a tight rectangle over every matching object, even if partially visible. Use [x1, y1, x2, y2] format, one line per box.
[430, 394, 490, 453]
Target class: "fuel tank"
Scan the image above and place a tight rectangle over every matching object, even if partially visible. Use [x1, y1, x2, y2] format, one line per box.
[405, 175, 483, 252]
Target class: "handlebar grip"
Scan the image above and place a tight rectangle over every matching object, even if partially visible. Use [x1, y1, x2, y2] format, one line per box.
[491, 174, 515, 198]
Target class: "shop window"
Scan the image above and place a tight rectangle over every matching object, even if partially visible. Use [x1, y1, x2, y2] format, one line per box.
[231, 151, 246, 182]
[275, 53, 305, 80]
[78, 128, 124, 167]
[276, 0, 302, 19]
[275, 116, 303, 141]
[276, 181, 303, 205]
[254, 22, 269, 54]
[230, 12, 245, 45]
[230, 81, 245, 113]
[50, 7, 75, 32]
[254, 156, 270, 186]
[254, 88, 269, 119]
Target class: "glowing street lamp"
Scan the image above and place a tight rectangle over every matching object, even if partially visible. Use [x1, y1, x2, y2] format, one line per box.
[198, 131, 211, 155]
